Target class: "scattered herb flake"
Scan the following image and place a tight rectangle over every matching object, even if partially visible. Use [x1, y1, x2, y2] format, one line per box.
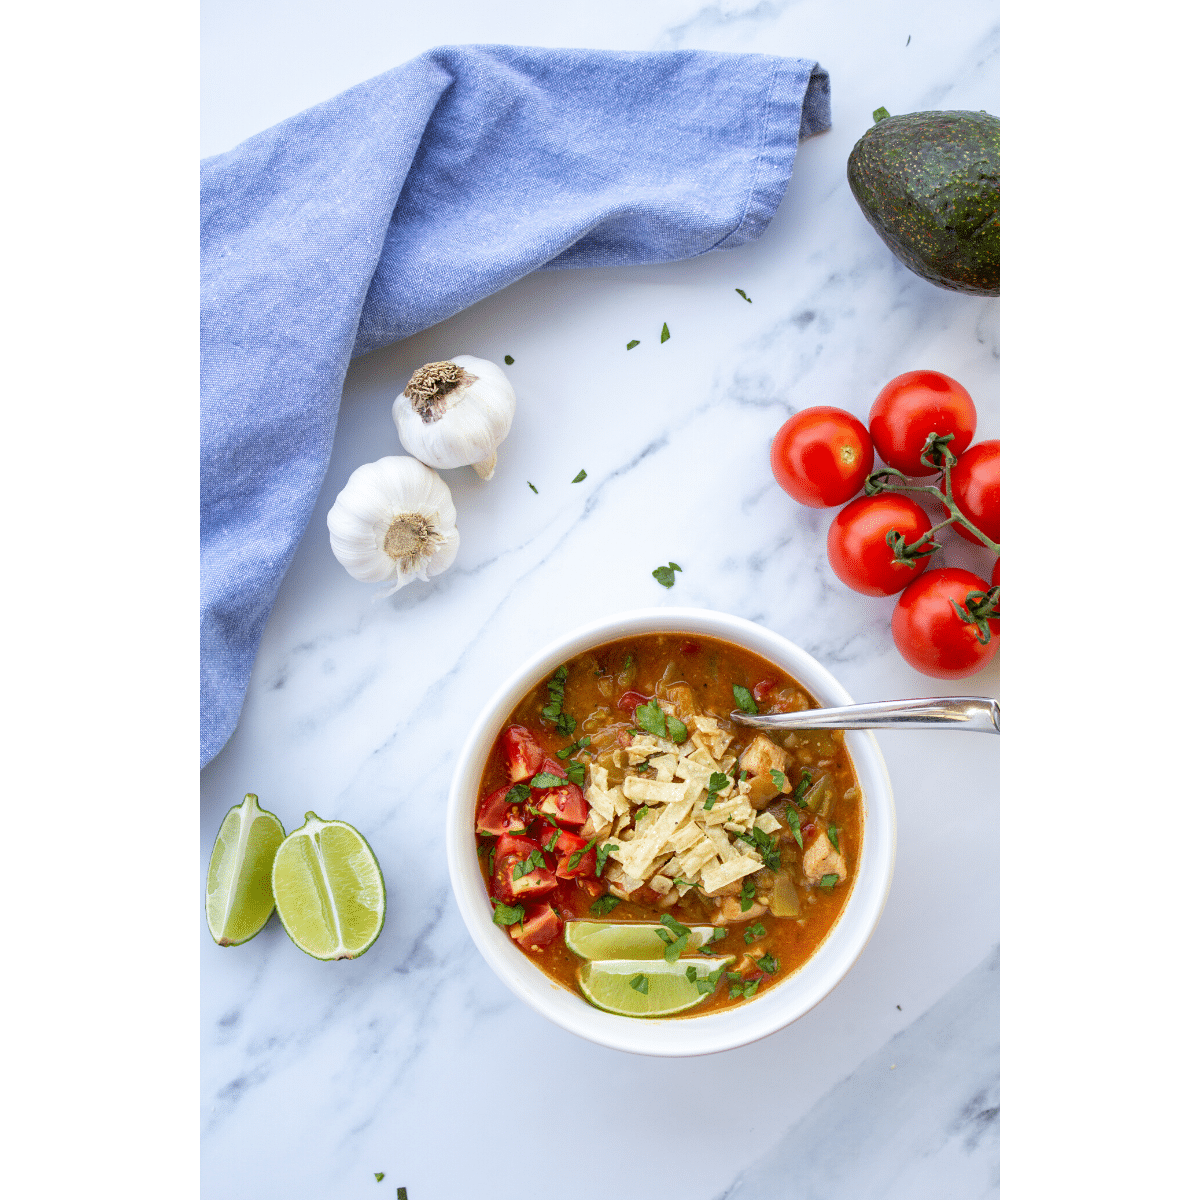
[398, 1190, 408, 1200]
[565, 762, 585, 786]
[630, 974, 650, 994]
[511, 849, 546, 881]
[546, 829, 560, 852]
[770, 768, 788, 792]
[873, 105, 891, 123]
[729, 983, 744, 999]
[743, 979, 760, 998]
[572, 469, 587, 483]
[507, 783, 531, 804]
[487, 846, 496, 875]
[652, 563, 682, 588]
[654, 927, 674, 946]
[375, 1173, 385, 1183]
[827, 825, 840, 852]
[695, 966, 725, 996]
[906, 35, 911, 46]
[504, 354, 515, 365]
[744, 921, 767, 944]
[567, 838, 598, 871]
[735, 288, 752, 303]
[661, 913, 688, 939]
[556, 735, 592, 760]
[666, 714, 688, 743]
[686, 965, 698, 983]
[491, 898, 525, 926]
[820, 873, 839, 890]
[529, 771, 564, 789]
[635, 699, 668, 738]
[660, 322, 670, 343]
[732, 685, 758, 714]
[626, 339, 640, 350]
[595, 842, 618, 875]
[758, 952, 779, 974]
[539, 665, 576, 737]
[590, 893, 621, 916]
[727, 971, 743, 983]
[784, 803, 804, 842]
[740, 877, 756, 912]
[712, 927, 727, 941]
[634, 805, 650, 823]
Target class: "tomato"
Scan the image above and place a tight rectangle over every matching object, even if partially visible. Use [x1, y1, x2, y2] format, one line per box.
[476, 786, 532, 836]
[553, 830, 598, 880]
[868, 371, 977, 477]
[770, 407, 874, 507]
[531, 762, 588, 826]
[752, 678, 777, 703]
[502, 726, 543, 782]
[991, 558, 999, 587]
[826, 495, 934, 597]
[891, 567, 999, 679]
[509, 902, 561, 950]
[945, 439, 999, 547]
[493, 835, 558, 903]
[616, 690, 650, 714]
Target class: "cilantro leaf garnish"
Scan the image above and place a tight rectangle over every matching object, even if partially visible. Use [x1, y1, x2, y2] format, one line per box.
[796, 768, 813, 804]
[820, 873, 839, 890]
[567, 838, 597, 871]
[504, 354, 515, 365]
[749, 826, 781, 871]
[634, 805, 650, 823]
[726, 971, 743, 982]
[732, 685, 758, 714]
[595, 842, 618, 873]
[712, 927, 727, 941]
[527, 482, 538, 493]
[546, 829, 560, 852]
[735, 288, 752, 303]
[556, 735, 592, 760]
[487, 846, 496, 875]
[511, 850, 546, 881]
[634, 699, 668, 738]
[758, 952, 779, 975]
[660, 322, 670, 343]
[695, 965, 725, 996]
[744, 921, 766, 944]
[743, 980, 760, 998]
[540, 665, 576, 737]
[652, 562, 683, 588]
[666, 714, 688, 743]
[565, 762, 585, 786]
[740, 877, 756, 912]
[529, 771, 564, 789]
[626, 339, 640, 350]
[664, 934, 688, 965]
[729, 983, 744, 999]
[654, 927, 673, 946]
[507, 783, 531, 804]
[572, 469, 587, 483]
[704, 771, 730, 811]
[660, 913, 688, 939]
[770, 768, 788, 792]
[686, 965, 698, 983]
[590, 894, 621, 916]
[490, 898, 525, 927]
[827, 824, 840, 852]
[630, 974, 649, 994]
[785, 803, 804, 842]
[375, 1173, 384, 1182]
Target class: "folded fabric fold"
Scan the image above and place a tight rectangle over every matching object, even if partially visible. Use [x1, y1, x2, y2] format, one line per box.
[201, 44, 831, 768]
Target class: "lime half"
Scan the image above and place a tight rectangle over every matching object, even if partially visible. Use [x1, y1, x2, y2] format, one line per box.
[271, 812, 386, 960]
[578, 957, 733, 1017]
[206, 793, 285, 947]
[564, 920, 717, 961]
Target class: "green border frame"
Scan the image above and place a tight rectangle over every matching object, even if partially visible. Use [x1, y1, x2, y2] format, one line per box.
[8, 4, 199, 1195]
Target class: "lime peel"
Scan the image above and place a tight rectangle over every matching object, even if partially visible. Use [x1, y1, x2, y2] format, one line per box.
[578, 957, 733, 1017]
[564, 920, 716, 961]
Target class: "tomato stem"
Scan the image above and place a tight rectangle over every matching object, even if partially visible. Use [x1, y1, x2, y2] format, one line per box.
[953, 586, 1000, 644]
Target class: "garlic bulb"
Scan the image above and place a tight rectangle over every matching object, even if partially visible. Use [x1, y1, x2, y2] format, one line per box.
[326, 456, 459, 597]
[392, 354, 516, 481]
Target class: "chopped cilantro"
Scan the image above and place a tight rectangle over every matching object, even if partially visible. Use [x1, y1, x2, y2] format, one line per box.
[827, 824, 840, 852]
[626, 339, 640, 350]
[398, 1190, 408, 1200]
[758, 952, 779, 975]
[735, 288, 752, 303]
[487, 846, 496, 874]
[686, 965, 698, 983]
[796, 768, 813, 804]
[770, 768, 788, 792]
[635, 699, 668, 738]
[527, 481, 538, 493]
[567, 838, 597, 871]
[590, 893, 621, 916]
[529, 771, 564, 789]
[784, 802, 804, 842]
[740, 877, 756, 912]
[634, 761, 651, 773]
[375, 1173, 384, 1183]
[504, 354, 515, 365]
[732, 685, 758, 714]
[511, 849, 546, 881]
[711, 927, 727, 941]
[654, 927, 673, 946]
[490, 898, 524, 927]
[546, 829, 560, 852]
[666, 714, 688, 743]
[565, 762, 585, 786]
[726, 971, 743, 982]
[540, 666, 576, 737]
[634, 805, 650, 823]
[704, 770, 730, 811]
[556, 735, 592, 760]
[652, 562, 682, 588]
[695, 966, 725, 996]
[660, 913, 688, 939]
[660, 322, 670, 343]
[623, 654, 633, 671]
[507, 783, 531, 804]
[595, 842, 618, 875]
[630, 974, 649, 994]
[743, 980, 760, 998]
[729, 983, 744, 999]
[744, 921, 767, 944]
[820, 873, 839, 890]
[749, 826, 781, 871]
[675, 878, 698, 890]
[572, 469, 587, 483]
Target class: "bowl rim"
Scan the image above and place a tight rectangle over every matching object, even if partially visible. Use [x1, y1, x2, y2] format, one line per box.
[446, 607, 896, 1057]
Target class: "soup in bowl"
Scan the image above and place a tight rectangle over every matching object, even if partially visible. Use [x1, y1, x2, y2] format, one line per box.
[447, 609, 895, 1057]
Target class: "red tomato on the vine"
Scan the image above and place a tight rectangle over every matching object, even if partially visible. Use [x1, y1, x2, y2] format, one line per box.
[869, 371, 977, 477]
[826, 494, 934, 597]
[945, 440, 1000, 547]
[891, 567, 998, 679]
[991, 559, 999, 587]
[770, 407, 874, 508]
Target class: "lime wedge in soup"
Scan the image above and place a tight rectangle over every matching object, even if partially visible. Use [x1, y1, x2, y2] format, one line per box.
[564, 920, 717, 961]
[578, 958, 734, 1017]
[271, 812, 386, 960]
[206, 793, 285, 946]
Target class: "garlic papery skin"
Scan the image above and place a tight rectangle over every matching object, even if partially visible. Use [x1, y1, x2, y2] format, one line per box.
[392, 354, 516, 481]
[326, 456, 460, 597]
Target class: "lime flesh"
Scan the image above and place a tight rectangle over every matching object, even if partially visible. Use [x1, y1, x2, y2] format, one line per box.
[271, 812, 385, 960]
[577, 957, 733, 1017]
[206, 794, 285, 946]
[564, 920, 717, 961]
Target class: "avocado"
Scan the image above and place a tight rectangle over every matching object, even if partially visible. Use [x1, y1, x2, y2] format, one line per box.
[847, 109, 999, 296]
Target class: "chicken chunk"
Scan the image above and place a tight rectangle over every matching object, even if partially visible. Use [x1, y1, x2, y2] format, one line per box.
[802, 831, 847, 884]
[713, 896, 769, 925]
[739, 734, 794, 800]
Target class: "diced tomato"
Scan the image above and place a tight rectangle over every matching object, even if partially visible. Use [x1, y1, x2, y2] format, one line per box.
[752, 678, 778, 703]
[496, 834, 540, 860]
[509, 903, 561, 950]
[493, 842, 557, 903]
[546, 829, 596, 879]
[801, 822, 817, 843]
[476, 786, 533, 836]
[576, 877, 606, 899]
[502, 725, 544, 783]
[536, 757, 567, 781]
[679, 640, 700, 655]
[617, 730, 633, 748]
[534, 782, 588, 826]
[617, 690, 650, 714]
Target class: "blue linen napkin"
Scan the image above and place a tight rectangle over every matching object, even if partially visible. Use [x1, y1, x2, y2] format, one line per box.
[201, 45, 831, 768]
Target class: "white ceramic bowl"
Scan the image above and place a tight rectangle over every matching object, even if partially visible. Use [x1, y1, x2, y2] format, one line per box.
[447, 608, 896, 1057]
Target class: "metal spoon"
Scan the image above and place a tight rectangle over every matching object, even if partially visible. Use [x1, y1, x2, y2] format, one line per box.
[730, 696, 999, 734]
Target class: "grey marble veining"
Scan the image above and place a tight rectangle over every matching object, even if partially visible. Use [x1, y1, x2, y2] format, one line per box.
[201, 2, 999, 1196]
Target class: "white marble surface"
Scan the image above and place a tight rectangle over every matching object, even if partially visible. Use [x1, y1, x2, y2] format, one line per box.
[201, 2, 999, 1196]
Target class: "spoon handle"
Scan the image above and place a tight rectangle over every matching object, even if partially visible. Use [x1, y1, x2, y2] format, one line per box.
[730, 696, 1000, 734]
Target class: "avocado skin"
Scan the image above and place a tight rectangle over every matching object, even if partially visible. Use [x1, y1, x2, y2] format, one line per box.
[847, 110, 999, 297]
